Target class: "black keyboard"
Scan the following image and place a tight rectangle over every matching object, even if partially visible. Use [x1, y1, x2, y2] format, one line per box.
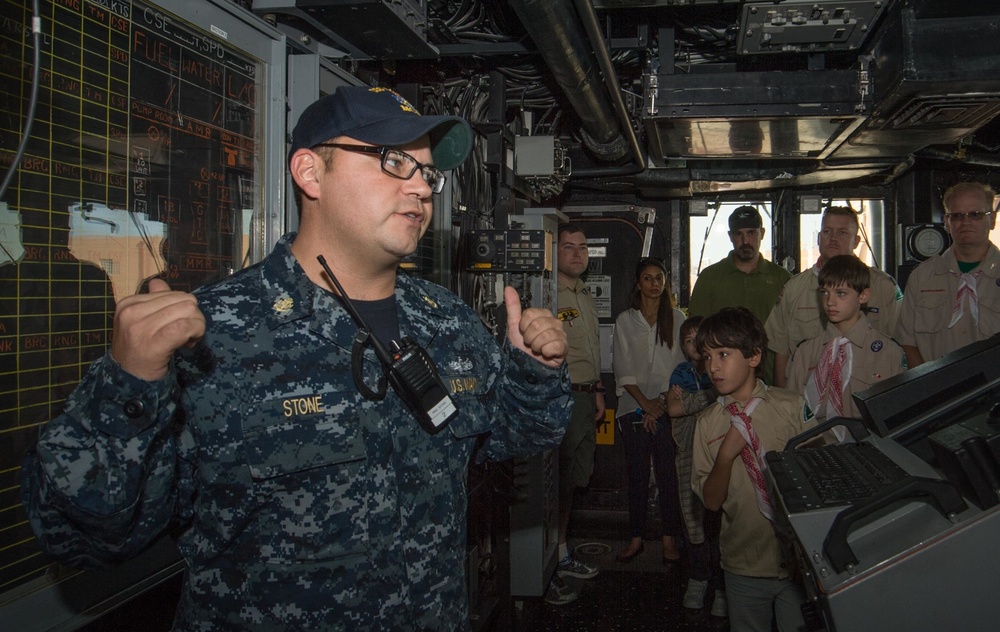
[767, 442, 910, 513]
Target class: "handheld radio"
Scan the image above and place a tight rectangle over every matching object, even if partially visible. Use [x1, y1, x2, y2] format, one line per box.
[317, 256, 457, 434]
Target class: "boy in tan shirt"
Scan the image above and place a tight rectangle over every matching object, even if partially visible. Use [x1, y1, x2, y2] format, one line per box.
[787, 255, 904, 441]
[692, 307, 816, 632]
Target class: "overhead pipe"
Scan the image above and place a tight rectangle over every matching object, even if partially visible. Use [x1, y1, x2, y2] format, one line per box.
[569, 0, 646, 174]
[916, 147, 1000, 169]
[508, 0, 629, 163]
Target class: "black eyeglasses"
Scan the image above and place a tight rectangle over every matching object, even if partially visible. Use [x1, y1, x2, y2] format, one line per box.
[312, 143, 447, 194]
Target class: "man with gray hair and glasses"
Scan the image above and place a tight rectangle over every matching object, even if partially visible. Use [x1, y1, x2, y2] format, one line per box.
[896, 181, 1000, 368]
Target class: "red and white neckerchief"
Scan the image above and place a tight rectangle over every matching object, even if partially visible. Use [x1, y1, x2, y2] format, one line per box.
[722, 397, 773, 522]
[804, 336, 853, 442]
[949, 270, 982, 328]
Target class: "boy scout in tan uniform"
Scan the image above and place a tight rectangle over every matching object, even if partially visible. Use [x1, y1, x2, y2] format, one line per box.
[787, 313, 904, 422]
[786, 255, 904, 437]
[767, 206, 902, 387]
[897, 182, 1000, 367]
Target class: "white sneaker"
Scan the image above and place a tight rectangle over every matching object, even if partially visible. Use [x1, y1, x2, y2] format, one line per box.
[711, 589, 728, 617]
[683, 579, 708, 609]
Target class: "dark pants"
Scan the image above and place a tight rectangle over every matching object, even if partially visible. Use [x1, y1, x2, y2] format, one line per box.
[686, 509, 724, 588]
[617, 411, 681, 539]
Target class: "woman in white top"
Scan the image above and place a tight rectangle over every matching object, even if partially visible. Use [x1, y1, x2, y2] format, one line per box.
[612, 257, 686, 563]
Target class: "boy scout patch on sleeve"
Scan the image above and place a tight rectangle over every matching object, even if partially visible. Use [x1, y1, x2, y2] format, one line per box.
[803, 402, 815, 423]
[871, 340, 883, 352]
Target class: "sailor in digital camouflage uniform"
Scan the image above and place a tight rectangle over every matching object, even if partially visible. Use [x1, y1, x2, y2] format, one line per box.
[21, 86, 572, 631]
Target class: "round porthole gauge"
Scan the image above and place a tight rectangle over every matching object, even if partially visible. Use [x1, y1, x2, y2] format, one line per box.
[908, 224, 948, 261]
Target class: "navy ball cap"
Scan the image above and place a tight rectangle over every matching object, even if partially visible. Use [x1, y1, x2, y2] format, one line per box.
[288, 86, 473, 171]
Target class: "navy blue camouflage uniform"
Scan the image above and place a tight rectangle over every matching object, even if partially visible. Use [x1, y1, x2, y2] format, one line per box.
[22, 233, 572, 630]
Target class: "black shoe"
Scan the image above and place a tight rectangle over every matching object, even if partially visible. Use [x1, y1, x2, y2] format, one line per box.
[544, 576, 579, 606]
[616, 542, 645, 564]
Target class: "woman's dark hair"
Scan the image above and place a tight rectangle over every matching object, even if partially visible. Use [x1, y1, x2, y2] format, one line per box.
[628, 257, 674, 348]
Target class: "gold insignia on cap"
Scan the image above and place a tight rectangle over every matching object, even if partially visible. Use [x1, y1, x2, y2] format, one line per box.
[422, 295, 438, 309]
[370, 86, 419, 115]
[273, 296, 294, 314]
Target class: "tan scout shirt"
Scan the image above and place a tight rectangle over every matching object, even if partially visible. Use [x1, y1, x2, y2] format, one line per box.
[896, 244, 1000, 362]
[786, 314, 905, 421]
[558, 278, 601, 384]
[766, 263, 902, 358]
[692, 381, 816, 578]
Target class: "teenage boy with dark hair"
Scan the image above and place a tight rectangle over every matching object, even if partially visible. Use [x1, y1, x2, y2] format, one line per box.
[786, 255, 904, 441]
[691, 307, 816, 632]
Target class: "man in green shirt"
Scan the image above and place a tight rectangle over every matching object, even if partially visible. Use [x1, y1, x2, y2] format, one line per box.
[688, 206, 791, 382]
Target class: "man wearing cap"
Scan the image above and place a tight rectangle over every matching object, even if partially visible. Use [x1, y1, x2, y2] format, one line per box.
[688, 206, 790, 382]
[22, 86, 572, 630]
[896, 181, 1000, 367]
[765, 205, 903, 387]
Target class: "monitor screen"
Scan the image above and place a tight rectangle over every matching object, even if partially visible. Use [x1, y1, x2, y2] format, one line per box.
[853, 334, 1000, 442]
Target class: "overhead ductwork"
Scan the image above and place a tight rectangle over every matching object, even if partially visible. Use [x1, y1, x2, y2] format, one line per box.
[508, 0, 628, 162]
[831, 4, 1000, 161]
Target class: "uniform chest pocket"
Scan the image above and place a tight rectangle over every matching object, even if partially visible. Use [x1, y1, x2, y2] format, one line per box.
[977, 294, 1000, 336]
[791, 303, 820, 325]
[849, 373, 876, 394]
[242, 389, 369, 564]
[912, 290, 950, 334]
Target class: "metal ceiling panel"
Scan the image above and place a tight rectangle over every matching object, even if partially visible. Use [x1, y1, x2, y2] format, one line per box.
[737, 0, 888, 55]
[644, 68, 864, 162]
